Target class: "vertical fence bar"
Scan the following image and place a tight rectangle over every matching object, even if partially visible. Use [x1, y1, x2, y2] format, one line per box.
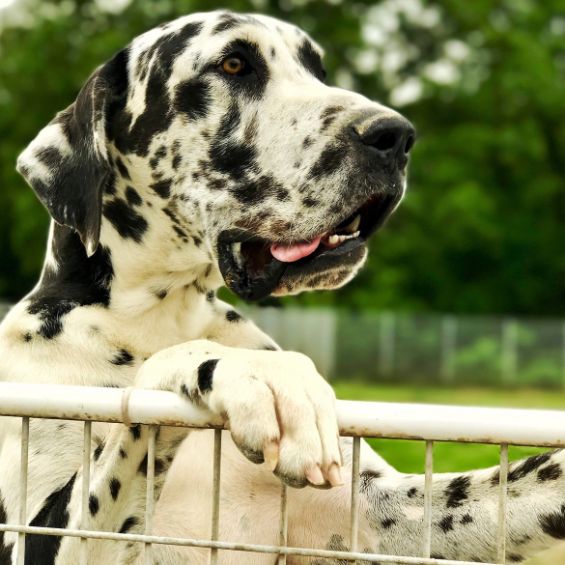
[277, 483, 288, 565]
[497, 443, 509, 564]
[378, 312, 396, 377]
[441, 315, 457, 383]
[501, 320, 518, 384]
[423, 440, 433, 558]
[349, 437, 361, 563]
[209, 429, 222, 565]
[16, 417, 29, 565]
[80, 421, 92, 565]
[144, 425, 157, 565]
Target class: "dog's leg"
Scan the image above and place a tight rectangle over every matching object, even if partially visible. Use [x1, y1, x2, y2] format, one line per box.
[50, 306, 341, 564]
[284, 442, 565, 564]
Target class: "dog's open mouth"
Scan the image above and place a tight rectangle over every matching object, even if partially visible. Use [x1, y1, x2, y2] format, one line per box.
[218, 192, 399, 301]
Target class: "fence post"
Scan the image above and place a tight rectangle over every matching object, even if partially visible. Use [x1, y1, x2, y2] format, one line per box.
[501, 319, 518, 384]
[378, 312, 396, 377]
[440, 315, 457, 383]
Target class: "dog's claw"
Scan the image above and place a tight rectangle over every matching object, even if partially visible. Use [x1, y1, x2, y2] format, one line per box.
[306, 465, 326, 486]
[264, 440, 280, 471]
[327, 463, 344, 487]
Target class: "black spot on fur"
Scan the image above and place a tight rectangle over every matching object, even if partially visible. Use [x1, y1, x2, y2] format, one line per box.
[303, 136, 313, 148]
[27, 227, 114, 339]
[226, 310, 242, 322]
[89, 494, 99, 516]
[508, 554, 523, 563]
[308, 144, 346, 180]
[119, 516, 139, 534]
[172, 154, 182, 170]
[445, 475, 471, 508]
[111, 348, 134, 366]
[110, 24, 201, 156]
[439, 515, 454, 532]
[26, 474, 76, 563]
[360, 470, 381, 493]
[93, 443, 104, 461]
[174, 78, 211, 120]
[23, 332, 33, 342]
[461, 514, 473, 524]
[381, 518, 396, 529]
[115, 157, 131, 180]
[109, 478, 121, 500]
[302, 196, 319, 208]
[197, 359, 219, 394]
[229, 174, 283, 205]
[212, 13, 243, 34]
[119, 448, 127, 459]
[500, 453, 552, 484]
[540, 504, 565, 539]
[0, 496, 14, 564]
[538, 463, 562, 482]
[297, 39, 326, 82]
[125, 186, 142, 206]
[155, 289, 168, 300]
[407, 487, 418, 498]
[103, 198, 148, 242]
[129, 425, 141, 440]
[150, 179, 172, 199]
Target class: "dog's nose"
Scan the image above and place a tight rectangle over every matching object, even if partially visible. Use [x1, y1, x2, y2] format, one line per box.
[353, 115, 416, 165]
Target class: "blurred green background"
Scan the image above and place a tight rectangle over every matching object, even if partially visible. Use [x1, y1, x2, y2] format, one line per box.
[1, 2, 565, 561]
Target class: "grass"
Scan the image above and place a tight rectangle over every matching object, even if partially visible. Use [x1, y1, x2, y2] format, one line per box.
[332, 380, 564, 473]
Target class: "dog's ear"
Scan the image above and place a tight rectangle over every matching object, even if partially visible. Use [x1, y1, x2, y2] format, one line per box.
[17, 49, 129, 257]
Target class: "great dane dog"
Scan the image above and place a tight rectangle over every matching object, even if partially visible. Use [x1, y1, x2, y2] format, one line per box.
[1, 10, 564, 565]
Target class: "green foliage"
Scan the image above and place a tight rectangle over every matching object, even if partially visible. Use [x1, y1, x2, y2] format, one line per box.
[0, 0, 563, 314]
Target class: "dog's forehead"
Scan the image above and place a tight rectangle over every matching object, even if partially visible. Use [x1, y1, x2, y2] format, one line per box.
[129, 11, 324, 75]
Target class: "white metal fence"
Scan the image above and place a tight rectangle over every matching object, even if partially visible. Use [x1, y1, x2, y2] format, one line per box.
[1, 382, 565, 564]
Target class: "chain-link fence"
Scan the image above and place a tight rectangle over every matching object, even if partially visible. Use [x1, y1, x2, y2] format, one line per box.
[247, 308, 565, 387]
[3, 303, 565, 387]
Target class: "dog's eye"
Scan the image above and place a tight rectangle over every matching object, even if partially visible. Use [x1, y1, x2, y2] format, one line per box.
[221, 56, 247, 76]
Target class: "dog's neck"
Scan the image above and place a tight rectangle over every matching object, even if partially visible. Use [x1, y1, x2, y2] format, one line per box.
[33, 193, 222, 320]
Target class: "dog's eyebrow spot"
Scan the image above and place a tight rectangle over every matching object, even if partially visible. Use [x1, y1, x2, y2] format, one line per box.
[174, 78, 212, 120]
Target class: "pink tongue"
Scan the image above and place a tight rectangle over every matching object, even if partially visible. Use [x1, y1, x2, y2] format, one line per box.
[270, 236, 322, 263]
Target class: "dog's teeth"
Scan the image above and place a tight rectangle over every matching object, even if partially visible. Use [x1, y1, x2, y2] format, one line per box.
[346, 215, 361, 234]
[232, 242, 243, 267]
[328, 234, 340, 245]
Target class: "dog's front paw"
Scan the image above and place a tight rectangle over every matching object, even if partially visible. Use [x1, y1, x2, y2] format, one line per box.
[137, 341, 342, 488]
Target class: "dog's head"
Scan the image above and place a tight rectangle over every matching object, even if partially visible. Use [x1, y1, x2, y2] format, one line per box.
[17, 10, 415, 301]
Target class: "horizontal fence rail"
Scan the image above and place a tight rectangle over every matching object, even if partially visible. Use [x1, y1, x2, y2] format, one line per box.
[2, 382, 565, 446]
[0, 382, 564, 565]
